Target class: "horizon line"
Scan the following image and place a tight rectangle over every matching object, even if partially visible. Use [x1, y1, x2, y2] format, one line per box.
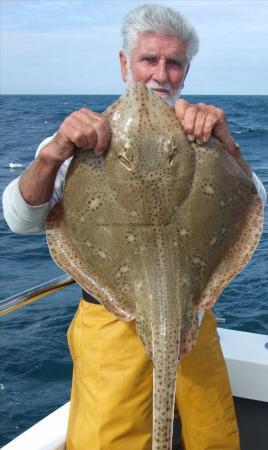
[1, 93, 267, 97]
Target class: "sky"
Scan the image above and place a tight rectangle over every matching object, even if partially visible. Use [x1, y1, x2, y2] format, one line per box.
[1, 0, 268, 95]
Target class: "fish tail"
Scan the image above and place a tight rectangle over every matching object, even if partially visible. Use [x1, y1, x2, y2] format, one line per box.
[152, 338, 180, 450]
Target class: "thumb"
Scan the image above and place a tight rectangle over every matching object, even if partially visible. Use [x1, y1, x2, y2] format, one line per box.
[175, 99, 189, 125]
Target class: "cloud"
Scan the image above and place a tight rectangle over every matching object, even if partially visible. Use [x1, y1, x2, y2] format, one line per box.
[1, 0, 267, 94]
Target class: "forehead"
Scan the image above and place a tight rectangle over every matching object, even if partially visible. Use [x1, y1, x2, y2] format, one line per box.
[132, 31, 187, 58]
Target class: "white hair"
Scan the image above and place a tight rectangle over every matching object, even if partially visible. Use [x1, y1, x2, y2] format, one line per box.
[121, 3, 199, 63]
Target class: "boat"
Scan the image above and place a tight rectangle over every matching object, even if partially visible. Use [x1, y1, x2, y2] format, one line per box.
[1, 276, 268, 450]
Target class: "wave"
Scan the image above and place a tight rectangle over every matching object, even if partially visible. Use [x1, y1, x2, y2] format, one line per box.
[5, 163, 24, 169]
[232, 127, 268, 135]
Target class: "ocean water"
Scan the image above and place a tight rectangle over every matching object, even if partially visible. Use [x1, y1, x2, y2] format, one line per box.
[0, 94, 267, 446]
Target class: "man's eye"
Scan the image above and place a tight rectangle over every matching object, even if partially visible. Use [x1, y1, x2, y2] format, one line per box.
[142, 56, 157, 64]
[167, 60, 182, 67]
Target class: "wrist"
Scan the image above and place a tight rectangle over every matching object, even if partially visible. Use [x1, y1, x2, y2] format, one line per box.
[225, 139, 252, 176]
[224, 136, 238, 156]
[38, 142, 67, 167]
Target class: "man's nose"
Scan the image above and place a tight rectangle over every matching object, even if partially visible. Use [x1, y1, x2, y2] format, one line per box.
[153, 60, 168, 83]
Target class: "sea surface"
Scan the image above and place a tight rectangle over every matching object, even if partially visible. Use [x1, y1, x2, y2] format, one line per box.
[0, 94, 267, 446]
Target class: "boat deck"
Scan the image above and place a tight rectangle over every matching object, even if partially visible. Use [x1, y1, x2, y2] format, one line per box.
[172, 396, 268, 450]
[234, 397, 268, 450]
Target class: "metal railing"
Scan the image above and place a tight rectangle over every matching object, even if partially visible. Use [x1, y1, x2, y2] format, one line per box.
[0, 275, 226, 324]
[0, 275, 75, 316]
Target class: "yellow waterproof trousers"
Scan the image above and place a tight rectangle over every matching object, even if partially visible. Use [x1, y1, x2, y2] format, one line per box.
[66, 300, 240, 450]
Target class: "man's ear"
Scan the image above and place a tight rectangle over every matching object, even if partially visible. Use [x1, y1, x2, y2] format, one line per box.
[119, 51, 127, 83]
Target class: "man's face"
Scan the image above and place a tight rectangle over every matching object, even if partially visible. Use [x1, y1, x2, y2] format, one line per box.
[120, 31, 189, 105]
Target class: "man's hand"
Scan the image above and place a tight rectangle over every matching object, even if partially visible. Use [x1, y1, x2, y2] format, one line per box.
[175, 99, 251, 175]
[42, 108, 111, 163]
[19, 108, 111, 206]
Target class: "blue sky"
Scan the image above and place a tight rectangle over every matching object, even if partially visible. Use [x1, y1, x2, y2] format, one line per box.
[1, 0, 268, 95]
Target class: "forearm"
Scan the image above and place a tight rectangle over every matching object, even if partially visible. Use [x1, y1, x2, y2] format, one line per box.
[223, 137, 252, 177]
[3, 107, 110, 235]
[19, 143, 63, 206]
[226, 140, 267, 204]
[3, 136, 69, 234]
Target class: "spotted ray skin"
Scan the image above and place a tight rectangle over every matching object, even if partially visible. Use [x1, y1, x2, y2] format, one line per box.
[46, 83, 264, 450]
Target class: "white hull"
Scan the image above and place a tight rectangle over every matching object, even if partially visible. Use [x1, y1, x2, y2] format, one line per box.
[3, 328, 268, 450]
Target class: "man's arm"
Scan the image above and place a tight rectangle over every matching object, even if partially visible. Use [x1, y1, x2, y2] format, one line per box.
[19, 143, 64, 206]
[2, 108, 111, 234]
[2, 136, 69, 234]
[19, 108, 111, 206]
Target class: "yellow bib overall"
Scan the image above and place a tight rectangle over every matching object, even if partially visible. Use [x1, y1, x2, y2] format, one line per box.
[66, 301, 240, 450]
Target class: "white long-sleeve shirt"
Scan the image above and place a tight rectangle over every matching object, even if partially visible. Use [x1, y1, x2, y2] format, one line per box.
[2, 135, 267, 235]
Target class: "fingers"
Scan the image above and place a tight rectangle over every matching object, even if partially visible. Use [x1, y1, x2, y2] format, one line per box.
[59, 117, 94, 150]
[174, 99, 189, 124]
[58, 108, 111, 156]
[202, 113, 218, 143]
[175, 100, 226, 145]
[79, 109, 111, 154]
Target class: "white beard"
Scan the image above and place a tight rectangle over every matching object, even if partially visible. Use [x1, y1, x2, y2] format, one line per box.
[126, 64, 181, 106]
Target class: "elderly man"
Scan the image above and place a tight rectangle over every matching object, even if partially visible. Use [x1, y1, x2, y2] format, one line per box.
[3, 3, 266, 450]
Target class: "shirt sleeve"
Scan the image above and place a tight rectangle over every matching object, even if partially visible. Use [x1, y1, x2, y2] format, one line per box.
[251, 171, 267, 206]
[2, 135, 72, 235]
